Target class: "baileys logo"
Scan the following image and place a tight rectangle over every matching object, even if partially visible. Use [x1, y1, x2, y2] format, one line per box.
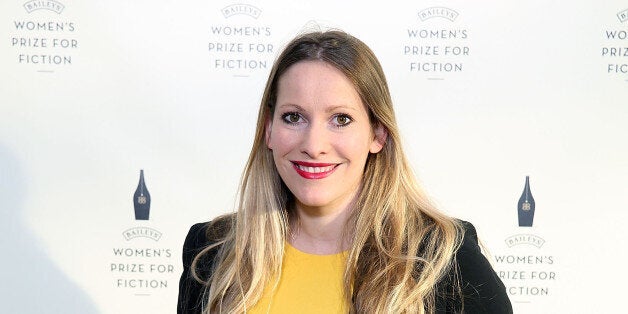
[23, 0, 64, 14]
[505, 234, 545, 248]
[222, 4, 261, 19]
[418, 7, 458, 22]
[123, 227, 162, 242]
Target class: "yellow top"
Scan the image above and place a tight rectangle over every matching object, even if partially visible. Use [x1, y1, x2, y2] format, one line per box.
[248, 243, 348, 314]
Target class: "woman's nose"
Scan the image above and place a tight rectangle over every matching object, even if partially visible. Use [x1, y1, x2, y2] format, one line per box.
[300, 122, 330, 159]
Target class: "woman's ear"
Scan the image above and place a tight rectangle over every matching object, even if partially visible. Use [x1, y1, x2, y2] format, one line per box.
[265, 116, 273, 149]
[369, 123, 387, 153]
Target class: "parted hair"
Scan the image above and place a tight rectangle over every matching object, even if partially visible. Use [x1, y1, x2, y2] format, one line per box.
[191, 30, 462, 313]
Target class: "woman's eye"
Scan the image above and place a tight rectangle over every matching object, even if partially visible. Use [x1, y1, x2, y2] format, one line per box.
[333, 114, 352, 127]
[281, 112, 302, 124]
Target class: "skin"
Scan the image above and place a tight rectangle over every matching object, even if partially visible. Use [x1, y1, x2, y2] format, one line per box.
[266, 61, 386, 254]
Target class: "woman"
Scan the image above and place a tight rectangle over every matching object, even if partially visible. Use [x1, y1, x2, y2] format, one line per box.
[178, 30, 511, 313]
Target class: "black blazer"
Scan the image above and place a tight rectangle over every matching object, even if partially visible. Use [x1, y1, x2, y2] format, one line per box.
[178, 219, 512, 313]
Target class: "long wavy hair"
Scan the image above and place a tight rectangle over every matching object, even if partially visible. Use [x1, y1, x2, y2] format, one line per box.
[192, 30, 462, 313]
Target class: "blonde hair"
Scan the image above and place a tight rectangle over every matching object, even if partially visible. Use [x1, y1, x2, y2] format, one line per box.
[192, 30, 462, 313]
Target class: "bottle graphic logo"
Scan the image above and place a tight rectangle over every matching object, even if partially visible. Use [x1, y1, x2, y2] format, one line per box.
[517, 176, 535, 227]
[133, 169, 151, 220]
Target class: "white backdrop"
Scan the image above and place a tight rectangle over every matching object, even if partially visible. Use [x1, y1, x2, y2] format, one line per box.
[1, 1, 627, 313]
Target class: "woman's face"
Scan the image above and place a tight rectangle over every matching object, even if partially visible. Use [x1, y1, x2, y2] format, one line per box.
[266, 61, 384, 215]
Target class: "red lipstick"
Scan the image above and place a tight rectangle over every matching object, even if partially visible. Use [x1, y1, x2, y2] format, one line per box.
[291, 161, 338, 179]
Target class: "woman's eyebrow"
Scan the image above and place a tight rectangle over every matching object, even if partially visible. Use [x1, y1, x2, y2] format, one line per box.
[276, 103, 305, 111]
[276, 104, 358, 113]
[325, 105, 358, 113]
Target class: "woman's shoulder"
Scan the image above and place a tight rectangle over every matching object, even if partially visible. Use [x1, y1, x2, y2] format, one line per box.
[183, 214, 235, 251]
[454, 220, 500, 277]
[435, 219, 513, 313]
[181, 214, 235, 280]
[178, 214, 234, 314]
[456, 220, 481, 256]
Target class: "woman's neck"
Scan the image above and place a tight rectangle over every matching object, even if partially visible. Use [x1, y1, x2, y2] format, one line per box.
[289, 202, 353, 255]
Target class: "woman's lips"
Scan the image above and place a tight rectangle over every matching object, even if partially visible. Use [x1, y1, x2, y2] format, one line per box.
[291, 161, 339, 179]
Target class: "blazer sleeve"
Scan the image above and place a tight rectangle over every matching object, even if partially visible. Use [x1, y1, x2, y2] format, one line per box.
[436, 221, 513, 314]
[177, 222, 211, 314]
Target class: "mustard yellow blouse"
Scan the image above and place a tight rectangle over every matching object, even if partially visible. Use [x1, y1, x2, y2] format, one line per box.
[249, 243, 348, 313]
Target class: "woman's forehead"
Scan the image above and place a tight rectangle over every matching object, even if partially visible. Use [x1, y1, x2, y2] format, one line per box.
[274, 61, 366, 114]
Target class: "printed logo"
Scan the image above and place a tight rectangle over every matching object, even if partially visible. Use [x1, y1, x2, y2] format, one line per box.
[133, 169, 151, 220]
[505, 234, 545, 248]
[12, 0, 77, 71]
[506, 176, 542, 248]
[493, 175, 558, 303]
[208, 3, 275, 76]
[111, 170, 174, 295]
[126, 169, 161, 242]
[23, 0, 65, 14]
[403, 7, 470, 80]
[418, 7, 458, 22]
[618, 8, 628, 23]
[222, 4, 261, 19]
[517, 176, 535, 227]
[123, 227, 162, 241]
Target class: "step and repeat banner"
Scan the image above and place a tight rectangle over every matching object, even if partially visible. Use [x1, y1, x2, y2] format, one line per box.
[1, 1, 627, 313]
